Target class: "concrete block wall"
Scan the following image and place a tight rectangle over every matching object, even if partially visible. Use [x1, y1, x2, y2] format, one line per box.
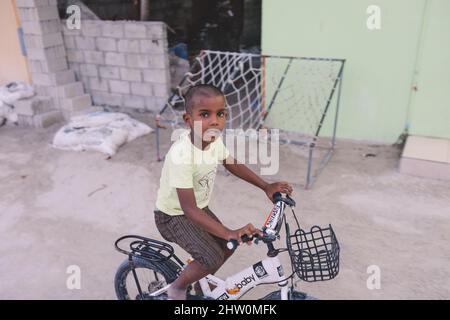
[16, 0, 98, 125]
[61, 20, 171, 112]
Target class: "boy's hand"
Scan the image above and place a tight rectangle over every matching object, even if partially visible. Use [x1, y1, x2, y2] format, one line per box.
[264, 182, 293, 201]
[228, 223, 263, 245]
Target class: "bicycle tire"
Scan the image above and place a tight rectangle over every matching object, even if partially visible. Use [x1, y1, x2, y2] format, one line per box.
[259, 289, 319, 300]
[114, 256, 180, 300]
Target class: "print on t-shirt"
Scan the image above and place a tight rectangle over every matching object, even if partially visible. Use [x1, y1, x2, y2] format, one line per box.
[197, 170, 216, 201]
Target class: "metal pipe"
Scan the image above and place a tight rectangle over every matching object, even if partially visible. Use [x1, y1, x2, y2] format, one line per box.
[332, 62, 345, 148]
[140, 0, 150, 21]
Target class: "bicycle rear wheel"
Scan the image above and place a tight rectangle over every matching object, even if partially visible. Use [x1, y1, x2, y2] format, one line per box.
[114, 257, 179, 300]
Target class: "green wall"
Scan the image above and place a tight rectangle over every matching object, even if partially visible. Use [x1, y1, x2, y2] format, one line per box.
[408, 0, 450, 139]
[262, 0, 450, 142]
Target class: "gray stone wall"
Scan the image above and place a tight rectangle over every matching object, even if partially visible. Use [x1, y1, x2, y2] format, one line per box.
[61, 20, 170, 112]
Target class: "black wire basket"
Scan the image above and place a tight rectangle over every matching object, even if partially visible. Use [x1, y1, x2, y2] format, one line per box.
[287, 224, 340, 282]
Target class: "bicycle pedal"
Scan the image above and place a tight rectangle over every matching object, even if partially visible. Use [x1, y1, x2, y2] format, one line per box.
[145, 293, 170, 300]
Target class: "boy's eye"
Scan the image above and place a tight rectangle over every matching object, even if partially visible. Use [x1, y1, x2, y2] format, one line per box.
[200, 112, 209, 118]
[218, 111, 227, 118]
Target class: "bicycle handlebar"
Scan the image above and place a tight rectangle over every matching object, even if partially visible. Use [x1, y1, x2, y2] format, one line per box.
[226, 192, 296, 251]
[226, 234, 262, 251]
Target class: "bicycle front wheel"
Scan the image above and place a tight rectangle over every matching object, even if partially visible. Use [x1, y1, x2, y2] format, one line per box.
[114, 257, 179, 300]
[260, 289, 319, 300]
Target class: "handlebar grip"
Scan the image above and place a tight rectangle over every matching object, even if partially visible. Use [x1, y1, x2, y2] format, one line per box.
[226, 239, 239, 250]
[272, 192, 283, 203]
[226, 234, 254, 251]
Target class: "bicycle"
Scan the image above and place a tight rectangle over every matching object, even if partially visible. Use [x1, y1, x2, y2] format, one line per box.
[114, 192, 340, 300]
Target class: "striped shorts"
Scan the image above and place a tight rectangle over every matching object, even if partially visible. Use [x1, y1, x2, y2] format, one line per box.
[154, 207, 229, 270]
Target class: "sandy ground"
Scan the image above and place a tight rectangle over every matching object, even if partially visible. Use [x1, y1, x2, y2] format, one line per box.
[0, 115, 449, 300]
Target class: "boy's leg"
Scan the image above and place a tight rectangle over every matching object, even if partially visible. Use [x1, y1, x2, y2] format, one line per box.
[192, 207, 234, 296]
[155, 208, 234, 299]
[155, 210, 228, 299]
[169, 260, 215, 299]
[193, 247, 233, 295]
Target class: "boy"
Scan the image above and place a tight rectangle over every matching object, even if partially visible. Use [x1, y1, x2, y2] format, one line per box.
[154, 84, 293, 300]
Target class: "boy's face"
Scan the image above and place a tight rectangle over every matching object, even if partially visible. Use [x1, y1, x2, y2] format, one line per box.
[183, 95, 227, 143]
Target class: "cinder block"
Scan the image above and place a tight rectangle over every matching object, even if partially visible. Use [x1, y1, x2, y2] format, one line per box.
[28, 60, 43, 73]
[70, 64, 81, 80]
[140, 39, 164, 54]
[29, 57, 68, 74]
[79, 76, 89, 91]
[105, 52, 126, 66]
[99, 66, 120, 79]
[130, 82, 153, 97]
[40, 32, 64, 48]
[124, 24, 147, 38]
[42, 57, 68, 72]
[21, 5, 59, 21]
[52, 70, 76, 85]
[31, 70, 74, 86]
[17, 8, 35, 22]
[42, 19, 62, 34]
[79, 64, 98, 77]
[102, 23, 124, 38]
[24, 19, 61, 35]
[56, 82, 84, 98]
[96, 37, 117, 51]
[33, 110, 63, 128]
[38, 5, 59, 21]
[31, 72, 52, 86]
[123, 95, 145, 109]
[67, 50, 84, 63]
[91, 92, 123, 107]
[149, 55, 168, 69]
[142, 69, 168, 84]
[84, 51, 104, 64]
[117, 39, 140, 53]
[21, 20, 40, 35]
[60, 94, 92, 112]
[34, 85, 50, 96]
[63, 35, 76, 49]
[75, 36, 96, 50]
[146, 24, 165, 39]
[126, 54, 149, 68]
[13, 96, 53, 116]
[81, 23, 101, 37]
[153, 83, 169, 98]
[90, 91, 104, 106]
[16, 0, 48, 8]
[89, 78, 109, 92]
[109, 80, 130, 94]
[26, 45, 66, 61]
[120, 68, 141, 82]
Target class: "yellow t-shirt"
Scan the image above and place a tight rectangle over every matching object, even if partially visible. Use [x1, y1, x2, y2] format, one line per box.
[155, 130, 230, 216]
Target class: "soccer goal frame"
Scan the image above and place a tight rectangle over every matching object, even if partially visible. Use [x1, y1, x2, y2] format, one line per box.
[154, 50, 345, 189]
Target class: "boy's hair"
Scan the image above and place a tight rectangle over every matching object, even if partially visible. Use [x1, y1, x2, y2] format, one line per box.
[183, 84, 225, 113]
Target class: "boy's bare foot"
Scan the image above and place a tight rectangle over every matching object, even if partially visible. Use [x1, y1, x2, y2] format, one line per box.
[193, 281, 203, 296]
[167, 285, 187, 300]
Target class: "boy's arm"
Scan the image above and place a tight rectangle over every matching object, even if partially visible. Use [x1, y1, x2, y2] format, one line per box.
[176, 188, 259, 241]
[222, 156, 293, 201]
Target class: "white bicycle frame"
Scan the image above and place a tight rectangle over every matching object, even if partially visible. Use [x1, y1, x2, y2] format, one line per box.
[150, 194, 293, 300]
[149, 255, 289, 300]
